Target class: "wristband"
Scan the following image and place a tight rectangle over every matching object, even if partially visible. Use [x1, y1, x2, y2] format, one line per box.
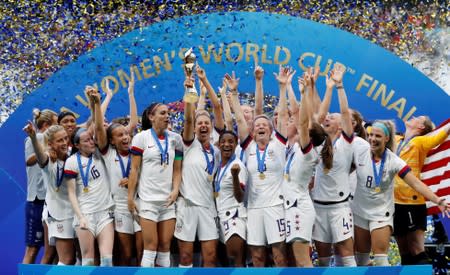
[336, 85, 344, 90]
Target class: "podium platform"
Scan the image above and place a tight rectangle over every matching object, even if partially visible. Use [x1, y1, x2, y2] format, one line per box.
[18, 264, 432, 275]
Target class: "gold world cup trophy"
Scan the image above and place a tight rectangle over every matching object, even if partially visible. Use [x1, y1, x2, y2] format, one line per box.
[183, 48, 199, 103]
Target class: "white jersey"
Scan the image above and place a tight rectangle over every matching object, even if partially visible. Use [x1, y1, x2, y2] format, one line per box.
[282, 142, 318, 205]
[25, 134, 46, 201]
[312, 133, 354, 202]
[352, 148, 410, 221]
[102, 146, 132, 213]
[181, 138, 220, 207]
[349, 137, 369, 197]
[241, 132, 287, 208]
[43, 158, 74, 220]
[214, 156, 248, 212]
[64, 151, 113, 214]
[130, 129, 183, 202]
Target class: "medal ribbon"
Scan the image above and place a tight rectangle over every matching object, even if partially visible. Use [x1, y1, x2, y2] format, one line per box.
[151, 128, 169, 166]
[77, 152, 93, 190]
[56, 160, 65, 189]
[203, 143, 215, 175]
[117, 150, 131, 178]
[372, 150, 387, 190]
[256, 144, 268, 174]
[215, 154, 236, 193]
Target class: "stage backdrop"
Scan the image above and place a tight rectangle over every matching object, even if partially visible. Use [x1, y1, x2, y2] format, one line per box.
[1, 11, 449, 273]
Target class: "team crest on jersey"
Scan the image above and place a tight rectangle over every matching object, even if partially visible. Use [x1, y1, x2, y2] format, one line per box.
[171, 140, 176, 147]
[268, 149, 274, 157]
[176, 220, 183, 233]
[57, 223, 64, 233]
[116, 217, 123, 228]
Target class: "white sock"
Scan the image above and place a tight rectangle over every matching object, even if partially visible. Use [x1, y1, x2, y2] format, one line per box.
[178, 263, 193, 268]
[57, 262, 66, 266]
[141, 250, 157, 267]
[318, 256, 331, 266]
[75, 257, 81, 266]
[156, 251, 171, 267]
[334, 255, 342, 266]
[81, 258, 94, 266]
[373, 254, 389, 266]
[100, 255, 113, 266]
[355, 252, 370, 266]
[341, 255, 357, 267]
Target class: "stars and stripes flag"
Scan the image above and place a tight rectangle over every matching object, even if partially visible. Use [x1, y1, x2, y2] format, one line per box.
[421, 119, 450, 215]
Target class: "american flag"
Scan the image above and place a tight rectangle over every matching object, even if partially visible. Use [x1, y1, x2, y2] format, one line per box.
[421, 119, 450, 215]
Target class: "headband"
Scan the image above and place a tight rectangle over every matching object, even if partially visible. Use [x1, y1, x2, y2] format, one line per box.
[73, 128, 87, 145]
[372, 122, 390, 137]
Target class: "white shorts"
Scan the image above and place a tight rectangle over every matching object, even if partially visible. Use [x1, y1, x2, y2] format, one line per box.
[218, 206, 247, 243]
[114, 211, 142, 234]
[47, 216, 75, 245]
[285, 199, 315, 243]
[312, 202, 353, 244]
[137, 198, 176, 223]
[247, 204, 285, 246]
[73, 209, 114, 237]
[354, 213, 393, 233]
[174, 197, 219, 242]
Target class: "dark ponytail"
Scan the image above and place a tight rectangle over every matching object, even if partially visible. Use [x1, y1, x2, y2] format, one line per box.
[141, 102, 162, 131]
[309, 122, 333, 171]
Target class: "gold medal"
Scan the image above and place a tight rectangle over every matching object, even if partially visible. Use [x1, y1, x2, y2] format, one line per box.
[207, 174, 214, 182]
[163, 163, 167, 169]
[375, 187, 381, 193]
[259, 173, 266, 180]
[83, 187, 89, 193]
[214, 191, 219, 198]
[284, 174, 290, 181]
[55, 187, 60, 192]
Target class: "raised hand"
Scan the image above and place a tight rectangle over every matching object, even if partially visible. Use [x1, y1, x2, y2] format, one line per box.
[298, 77, 305, 95]
[128, 70, 135, 95]
[86, 86, 100, 104]
[224, 71, 240, 91]
[230, 163, 240, 177]
[312, 65, 320, 82]
[273, 65, 290, 85]
[254, 64, 264, 80]
[23, 121, 36, 138]
[286, 66, 296, 85]
[196, 65, 207, 81]
[331, 63, 345, 84]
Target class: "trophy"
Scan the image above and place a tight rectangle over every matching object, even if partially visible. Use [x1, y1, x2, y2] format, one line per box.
[183, 48, 199, 103]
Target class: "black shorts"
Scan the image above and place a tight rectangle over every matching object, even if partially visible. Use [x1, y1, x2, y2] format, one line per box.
[393, 203, 427, 236]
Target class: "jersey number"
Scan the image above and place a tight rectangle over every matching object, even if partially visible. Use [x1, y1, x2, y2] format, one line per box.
[365, 175, 373, 188]
[277, 218, 286, 233]
[91, 166, 100, 180]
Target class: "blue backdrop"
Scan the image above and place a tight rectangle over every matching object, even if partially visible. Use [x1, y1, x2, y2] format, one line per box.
[1, 12, 449, 274]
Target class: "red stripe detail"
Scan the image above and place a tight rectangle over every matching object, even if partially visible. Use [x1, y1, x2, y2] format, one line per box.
[433, 119, 450, 131]
[240, 182, 245, 191]
[240, 135, 253, 150]
[423, 169, 450, 186]
[130, 146, 144, 154]
[64, 170, 77, 175]
[422, 156, 450, 173]
[183, 138, 194, 147]
[342, 131, 354, 144]
[275, 131, 287, 145]
[427, 206, 440, 215]
[435, 187, 450, 197]
[398, 165, 411, 178]
[301, 142, 313, 154]
[427, 140, 450, 157]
